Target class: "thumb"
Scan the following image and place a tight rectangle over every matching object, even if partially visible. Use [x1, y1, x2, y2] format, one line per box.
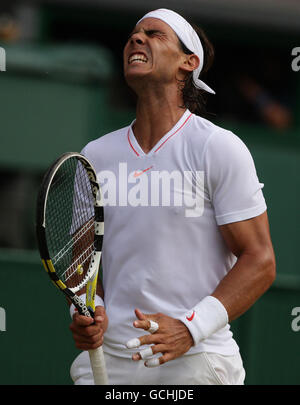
[94, 305, 105, 323]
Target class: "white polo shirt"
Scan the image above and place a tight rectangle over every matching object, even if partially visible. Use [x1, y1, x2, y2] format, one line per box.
[81, 109, 267, 357]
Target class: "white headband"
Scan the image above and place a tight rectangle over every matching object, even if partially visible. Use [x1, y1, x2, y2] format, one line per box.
[137, 8, 215, 94]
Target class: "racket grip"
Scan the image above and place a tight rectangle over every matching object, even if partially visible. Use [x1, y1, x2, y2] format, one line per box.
[88, 347, 108, 385]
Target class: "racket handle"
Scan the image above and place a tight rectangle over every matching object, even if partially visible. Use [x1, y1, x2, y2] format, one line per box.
[89, 347, 108, 385]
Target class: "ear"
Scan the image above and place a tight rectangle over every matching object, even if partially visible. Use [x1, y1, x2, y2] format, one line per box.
[180, 54, 200, 74]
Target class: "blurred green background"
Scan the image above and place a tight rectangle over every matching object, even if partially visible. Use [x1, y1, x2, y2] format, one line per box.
[0, 0, 299, 385]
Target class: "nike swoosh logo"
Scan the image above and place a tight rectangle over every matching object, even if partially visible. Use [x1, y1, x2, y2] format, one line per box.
[134, 166, 153, 178]
[186, 311, 195, 322]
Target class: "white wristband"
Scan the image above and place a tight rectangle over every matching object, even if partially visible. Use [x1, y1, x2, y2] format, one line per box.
[179, 296, 228, 346]
[69, 294, 104, 319]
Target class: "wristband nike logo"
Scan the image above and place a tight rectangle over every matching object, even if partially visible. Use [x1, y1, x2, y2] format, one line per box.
[134, 166, 153, 178]
[186, 311, 195, 322]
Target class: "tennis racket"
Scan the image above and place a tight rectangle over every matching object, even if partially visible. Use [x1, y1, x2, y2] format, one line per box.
[36, 152, 108, 385]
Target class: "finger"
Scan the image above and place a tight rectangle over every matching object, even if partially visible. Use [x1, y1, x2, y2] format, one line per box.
[132, 343, 167, 361]
[70, 322, 104, 337]
[145, 358, 160, 367]
[75, 336, 104, 351]
[133, 319, 152, 330]
[139, 346, 154, 360]
[134, 320, 158, 334]
[72, 332, 103, 345]
[151, 344, 167, 356]
[132, 352, 141, 361]
[134, 309, 159, 323]
[148, 320, 159, 334]
[126, 333, 159, 349]
[72, 313, 94, 327]
[133, 311, 160, 333]
[145, 352, 173, 368]
[95, 306, 105, 317]
[134, 308, 147, 321]
[132, 347, 153, 361]
[94, 314, 105, 323]
[126, 338, 141, 349]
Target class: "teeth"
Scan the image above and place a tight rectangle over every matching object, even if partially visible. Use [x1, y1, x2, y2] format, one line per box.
[129, 54, 148, 64]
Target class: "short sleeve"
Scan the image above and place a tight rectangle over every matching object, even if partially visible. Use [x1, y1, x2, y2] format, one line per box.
[203, 130, 267, 225]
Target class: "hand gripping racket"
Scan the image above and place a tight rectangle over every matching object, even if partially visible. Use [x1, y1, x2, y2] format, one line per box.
[36, 152, 108, 385]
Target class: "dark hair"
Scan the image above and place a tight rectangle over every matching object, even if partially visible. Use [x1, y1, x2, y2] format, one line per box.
[177, 24, 215, 117]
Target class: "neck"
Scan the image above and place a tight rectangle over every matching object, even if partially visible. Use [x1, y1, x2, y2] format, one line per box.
[132, 83, 186, 153]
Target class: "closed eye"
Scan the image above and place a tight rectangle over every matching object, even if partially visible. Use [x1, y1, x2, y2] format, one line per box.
[145, 30, 164, 37]
[127, 29, 165, 41]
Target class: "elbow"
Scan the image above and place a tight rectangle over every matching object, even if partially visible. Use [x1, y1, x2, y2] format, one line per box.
[261, 248, 276, 289]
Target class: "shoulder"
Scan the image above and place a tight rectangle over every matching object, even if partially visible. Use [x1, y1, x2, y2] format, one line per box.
[187, 114, 251, 162]
[190, 114, 241, 146]
[189, 113, 220, 135]
[203, 126, 252, 163]
[81, 125, 129, 166]
[200, 122, 257, 181]
[84, 125, 129, 153]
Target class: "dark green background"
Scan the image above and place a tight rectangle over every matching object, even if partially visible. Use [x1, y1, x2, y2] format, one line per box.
[0, 3, 299, 385]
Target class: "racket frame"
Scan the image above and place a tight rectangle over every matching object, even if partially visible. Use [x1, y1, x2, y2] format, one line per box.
[36, 152, 103, 316]
[36, 152, 107, 384]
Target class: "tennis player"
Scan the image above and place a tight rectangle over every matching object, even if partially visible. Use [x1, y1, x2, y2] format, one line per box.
[69, 8, 276, 385]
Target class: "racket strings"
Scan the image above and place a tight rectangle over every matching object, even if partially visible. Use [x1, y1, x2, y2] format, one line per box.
[45, 158, 96, 289]
[52, 218, 94, 266]
[64, 241, 94, 282]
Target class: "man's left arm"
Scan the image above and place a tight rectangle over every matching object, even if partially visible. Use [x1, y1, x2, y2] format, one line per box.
[127, 211, 276, 366]
[213, 211, 276, 322]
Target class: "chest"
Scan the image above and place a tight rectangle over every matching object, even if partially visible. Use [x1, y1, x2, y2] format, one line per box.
[97, 155, 208, 219]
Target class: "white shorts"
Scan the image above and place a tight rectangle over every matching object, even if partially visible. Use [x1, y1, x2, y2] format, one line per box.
[70, 350, 245, 385]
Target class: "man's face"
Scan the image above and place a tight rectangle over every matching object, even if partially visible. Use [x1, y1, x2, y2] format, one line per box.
[123, 18, 185, 90]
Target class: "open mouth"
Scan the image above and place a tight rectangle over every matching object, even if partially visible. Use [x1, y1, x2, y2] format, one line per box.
[128, 53, 148, 65]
